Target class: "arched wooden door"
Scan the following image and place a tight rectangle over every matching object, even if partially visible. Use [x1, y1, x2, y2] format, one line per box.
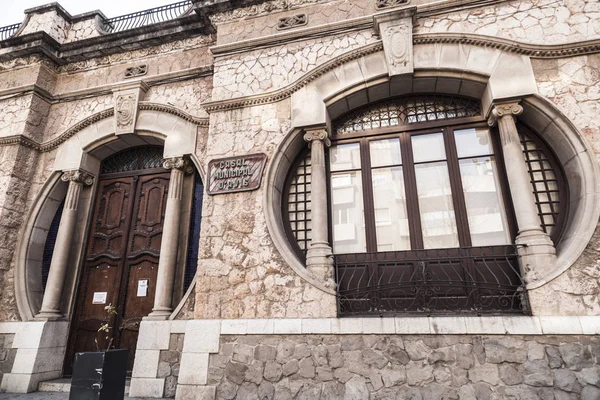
[65, 147, 168, 375]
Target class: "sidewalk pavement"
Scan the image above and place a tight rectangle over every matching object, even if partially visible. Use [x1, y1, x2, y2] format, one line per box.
[0, 393, 163, 399]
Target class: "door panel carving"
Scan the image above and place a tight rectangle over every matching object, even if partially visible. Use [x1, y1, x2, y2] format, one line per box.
[65, 172, 169, 375]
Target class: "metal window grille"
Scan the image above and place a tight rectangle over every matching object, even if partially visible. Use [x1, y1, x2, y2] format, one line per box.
[335, 95, 481, 135]
[284, 151, 312, 257]
[184, 172, 203, 292]
[41, 199, 65, 291]
[519, 132, 562, 237]
[99, 0, 193, 33]
[335, 246, 529, 316]
[100, 146, 165, 175]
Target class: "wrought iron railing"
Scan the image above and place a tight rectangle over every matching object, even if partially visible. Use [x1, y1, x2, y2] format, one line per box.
[0, 23, 21, 41]
[335, 246, 529, 316]
[99, 0, 193, 33]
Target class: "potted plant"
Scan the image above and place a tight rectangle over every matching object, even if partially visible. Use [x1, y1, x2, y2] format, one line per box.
[69, 304, 128, 400]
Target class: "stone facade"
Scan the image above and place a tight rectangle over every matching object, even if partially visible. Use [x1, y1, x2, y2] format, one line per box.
[209, 334, 600, 400]
[0, 0, 599, 397]
[0, 335, 16, 386]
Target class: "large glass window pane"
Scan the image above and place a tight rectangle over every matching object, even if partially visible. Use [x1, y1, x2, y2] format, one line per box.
[459, 157, 511, 246]
[330, 143, 361, 171]
[371, 167, 410, 251]
[414, 162, 459, 248]
[370, 138, 402, 167]
[411, 132, 446, 163]
[455, 128, 494, 158]
[331, 171, 366, 253]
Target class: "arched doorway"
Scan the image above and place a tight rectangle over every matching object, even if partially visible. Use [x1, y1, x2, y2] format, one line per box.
[64, 147, 175, 374]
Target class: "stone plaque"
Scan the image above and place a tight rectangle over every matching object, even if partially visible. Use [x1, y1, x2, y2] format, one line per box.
[207, 153, 267, 195]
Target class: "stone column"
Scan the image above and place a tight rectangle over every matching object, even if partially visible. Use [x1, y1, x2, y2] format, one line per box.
[303, 128, 334, 282]
[37, 170, 94, 319]
[149, 156, 191, 319]
[488, 102, 557, 284]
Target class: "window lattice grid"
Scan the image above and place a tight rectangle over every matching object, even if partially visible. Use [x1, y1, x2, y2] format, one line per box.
[335, 95, 482, 135]
[519, 133, 561, 236]
[100, 146, 165, 174]
[286, 153, 313, 255]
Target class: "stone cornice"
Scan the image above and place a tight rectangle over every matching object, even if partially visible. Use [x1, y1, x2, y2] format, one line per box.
[0, 103, 208, 152]
[0, 66, 213, 104]
[210, 14, 373, 55]
[413, 33, 600, 60]
[0, 17, 213, 66]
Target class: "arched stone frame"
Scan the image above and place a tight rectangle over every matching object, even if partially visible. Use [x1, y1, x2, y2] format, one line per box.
[15, 103, 207, 321]
[264, 41, 600, 298]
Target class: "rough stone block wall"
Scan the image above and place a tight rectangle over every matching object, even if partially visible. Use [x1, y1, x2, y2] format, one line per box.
[208, 334, 600, 399]
[416, 0, 600, 44]
[526, 54, 600, 315]
[160, 333, 184, 398]
[0, 334, 17, 384]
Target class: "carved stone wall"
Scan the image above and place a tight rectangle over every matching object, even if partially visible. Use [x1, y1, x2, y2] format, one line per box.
[525, 54, 600, 315]
[212, 30, 377, 102]
[194, 101, 336, 319]
[208, 334, 600, 399]
[416, 0, 600, 44]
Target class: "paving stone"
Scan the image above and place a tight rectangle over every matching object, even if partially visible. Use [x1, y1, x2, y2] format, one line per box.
[523, 360, 554, 387]
[559, 343, 593, 371]
[264, 360, 282, 382]
[344, 376, 369, 400]
[254, 345, 277, 362]
[499, 363, 524, 385]
[553, 369, 582, 393]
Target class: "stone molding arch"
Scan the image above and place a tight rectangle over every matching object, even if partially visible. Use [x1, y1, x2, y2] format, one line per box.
[15, 102, 207, 321]
[265, 42, 600, 296]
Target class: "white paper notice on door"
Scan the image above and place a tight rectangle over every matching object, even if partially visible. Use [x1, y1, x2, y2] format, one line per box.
[92, 292, 107, 304]
[137, 279, 149, 297]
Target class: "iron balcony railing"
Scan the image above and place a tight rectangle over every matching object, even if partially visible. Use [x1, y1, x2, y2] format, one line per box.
[0, 23, 21, 41]
[335, 245, 529, 317]
[99, 0, 193, 33]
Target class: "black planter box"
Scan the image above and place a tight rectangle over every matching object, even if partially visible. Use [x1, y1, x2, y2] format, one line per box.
[69, 349, 128, 400]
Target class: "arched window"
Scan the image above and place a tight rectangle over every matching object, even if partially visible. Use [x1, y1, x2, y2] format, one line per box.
[283, 95, 567, 316]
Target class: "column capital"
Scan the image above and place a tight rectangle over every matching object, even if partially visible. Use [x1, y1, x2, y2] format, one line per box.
[487, 102, 523, 127]
[61, 170, 94, 186]
[163, 156, 193, 174]
[303, 128, 331, 147]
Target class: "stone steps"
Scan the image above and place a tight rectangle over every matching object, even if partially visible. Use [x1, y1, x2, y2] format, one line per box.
[38, 378, 131, 394]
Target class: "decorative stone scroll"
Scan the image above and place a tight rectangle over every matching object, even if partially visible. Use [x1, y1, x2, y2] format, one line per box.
[61, 169, 94, 186]
[124, 64, 148, 78]
[376, 0, 410, 9]
[112, 81, 149, 135]
[277, 14, 308, 30]
[207, 153, 267, 195]
[374, 7, 416, 77]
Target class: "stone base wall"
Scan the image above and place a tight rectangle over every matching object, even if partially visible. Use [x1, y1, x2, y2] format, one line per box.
[208, 334, 600, 400]
[160, 333, 184, 398]
[0, 334, 16, 385]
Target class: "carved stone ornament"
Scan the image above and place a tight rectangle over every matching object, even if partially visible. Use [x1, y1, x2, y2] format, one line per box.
[61, 170, 94, 186]
[303, 129, 331, 147]
[386, 25, 410, 68]
[277, 14, 308, 30]
[377, 16, 414, 77]
[116, 94, 136, 128]
[376, 0, 410, 9]
[124, 64, 148, 78]
[487, 102, 524, 127]
[163, 156, 193, 174]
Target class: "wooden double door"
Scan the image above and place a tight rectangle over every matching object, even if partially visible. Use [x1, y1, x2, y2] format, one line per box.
[65, 170, 170, 375]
